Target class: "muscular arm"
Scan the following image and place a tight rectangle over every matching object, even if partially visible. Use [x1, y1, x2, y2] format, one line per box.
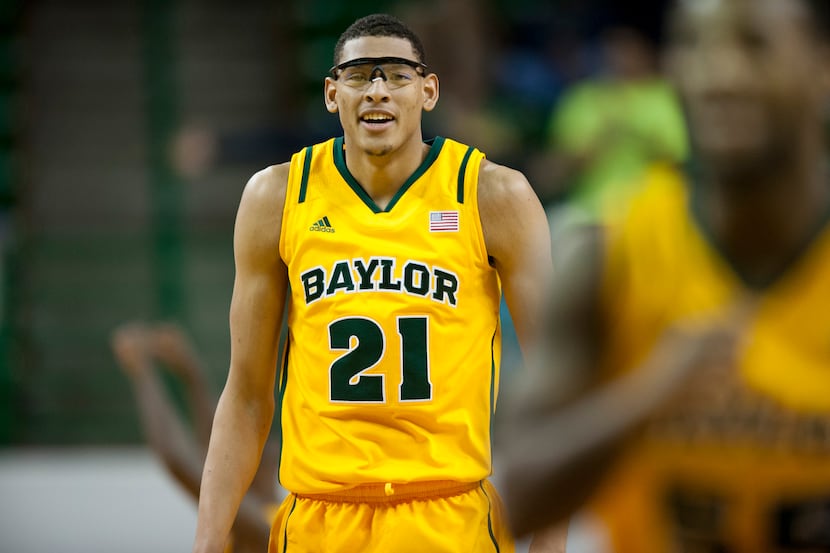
[192, 164, 289, 553]
[478, 160, 553, 361]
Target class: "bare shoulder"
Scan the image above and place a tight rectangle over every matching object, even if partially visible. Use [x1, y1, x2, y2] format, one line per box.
[234, 162, 291, 262]
[239, 162, 291, 214]
[476, 159, 548, 262]
[477, 159, 536, 207]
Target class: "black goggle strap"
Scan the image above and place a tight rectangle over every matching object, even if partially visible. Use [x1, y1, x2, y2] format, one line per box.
[329, 56, 428, 80]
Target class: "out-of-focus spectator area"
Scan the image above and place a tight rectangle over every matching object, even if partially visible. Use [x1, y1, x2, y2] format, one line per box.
[0, 0, 671, 446]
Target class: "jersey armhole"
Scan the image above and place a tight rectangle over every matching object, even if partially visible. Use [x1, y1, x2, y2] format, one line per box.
[279, 146, 314, 263]
[461, 149, 490, 267]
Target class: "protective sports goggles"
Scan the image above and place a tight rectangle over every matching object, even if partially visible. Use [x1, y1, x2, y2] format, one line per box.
[329, 56, 428, 89]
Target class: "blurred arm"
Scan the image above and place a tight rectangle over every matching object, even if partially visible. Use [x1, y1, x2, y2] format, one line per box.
[111, 323, 205, 497]
[496, 226, 752, 537]
[151, 323, 216, 446]
[495, 225, 632, 536]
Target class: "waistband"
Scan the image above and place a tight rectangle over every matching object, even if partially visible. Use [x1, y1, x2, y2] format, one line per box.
[295, 480, 481, 505]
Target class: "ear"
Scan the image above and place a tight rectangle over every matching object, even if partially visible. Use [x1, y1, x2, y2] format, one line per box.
[422, 73, 439, 112]
[324, 77, 339, 114]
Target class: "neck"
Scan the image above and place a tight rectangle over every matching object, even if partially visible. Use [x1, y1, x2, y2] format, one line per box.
[344, 135, 428, 210]
[696, 137, 830, 285]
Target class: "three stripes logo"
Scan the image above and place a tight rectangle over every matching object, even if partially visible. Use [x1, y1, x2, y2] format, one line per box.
[310, 216, 335, 233]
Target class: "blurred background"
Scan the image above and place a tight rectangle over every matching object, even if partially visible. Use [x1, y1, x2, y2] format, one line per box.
[0, 0, 674, 550]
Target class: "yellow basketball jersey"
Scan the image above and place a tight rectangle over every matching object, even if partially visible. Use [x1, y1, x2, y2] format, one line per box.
[278, 137, 502, 494]
[592, 165, 830, 552]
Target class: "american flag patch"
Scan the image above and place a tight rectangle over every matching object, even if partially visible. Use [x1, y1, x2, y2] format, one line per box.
[429, 210, 459, 232]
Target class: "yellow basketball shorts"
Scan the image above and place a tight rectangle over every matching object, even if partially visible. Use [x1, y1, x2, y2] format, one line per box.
[268, 479, 515, 553]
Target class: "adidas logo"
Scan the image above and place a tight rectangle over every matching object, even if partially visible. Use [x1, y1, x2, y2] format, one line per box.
[309, 216, 335, 233]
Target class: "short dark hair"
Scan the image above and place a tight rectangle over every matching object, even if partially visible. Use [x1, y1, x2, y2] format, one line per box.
[333, 14, 426, 67]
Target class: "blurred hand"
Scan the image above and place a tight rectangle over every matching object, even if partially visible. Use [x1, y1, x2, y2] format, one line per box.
[151, 322, 202, 381]
[111, 322, 152, 378]
[647, 295, 757, 407]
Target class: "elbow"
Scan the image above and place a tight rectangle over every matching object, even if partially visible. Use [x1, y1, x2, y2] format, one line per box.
[220, 375, 277, 430]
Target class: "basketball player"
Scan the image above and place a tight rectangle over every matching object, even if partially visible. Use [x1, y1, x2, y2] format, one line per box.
[191, 13, 552, 553]
[498, 0, 830, 551]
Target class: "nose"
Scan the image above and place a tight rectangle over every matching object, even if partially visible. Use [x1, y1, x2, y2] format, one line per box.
[695, 40, 754, 96]
[364, 76, 391, 102]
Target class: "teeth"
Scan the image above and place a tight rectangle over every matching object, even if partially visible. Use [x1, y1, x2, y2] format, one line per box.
[362, 114, 392, 122]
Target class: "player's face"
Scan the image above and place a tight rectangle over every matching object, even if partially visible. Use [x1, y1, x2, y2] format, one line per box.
[665, 0, 830, 172]
[324, 36, 439, 157]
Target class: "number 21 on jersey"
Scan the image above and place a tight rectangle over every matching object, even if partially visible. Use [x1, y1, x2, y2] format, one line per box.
[328, 316, 432, 403]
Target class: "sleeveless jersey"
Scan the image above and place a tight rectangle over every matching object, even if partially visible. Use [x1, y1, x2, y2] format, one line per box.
[278, 136, 502, 494]
[591, 165, 830, 552]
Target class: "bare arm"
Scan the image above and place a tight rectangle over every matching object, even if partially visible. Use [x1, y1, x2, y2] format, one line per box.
[192, 164, 289, 553]
[478, 160, 553, 361]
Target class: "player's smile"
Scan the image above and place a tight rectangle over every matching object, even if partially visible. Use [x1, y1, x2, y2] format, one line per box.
[359, 109, 396, 132]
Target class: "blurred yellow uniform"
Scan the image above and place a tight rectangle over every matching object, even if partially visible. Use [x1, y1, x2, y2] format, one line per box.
[592, 165, 830, 552]
[271, 136, 513, 552]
